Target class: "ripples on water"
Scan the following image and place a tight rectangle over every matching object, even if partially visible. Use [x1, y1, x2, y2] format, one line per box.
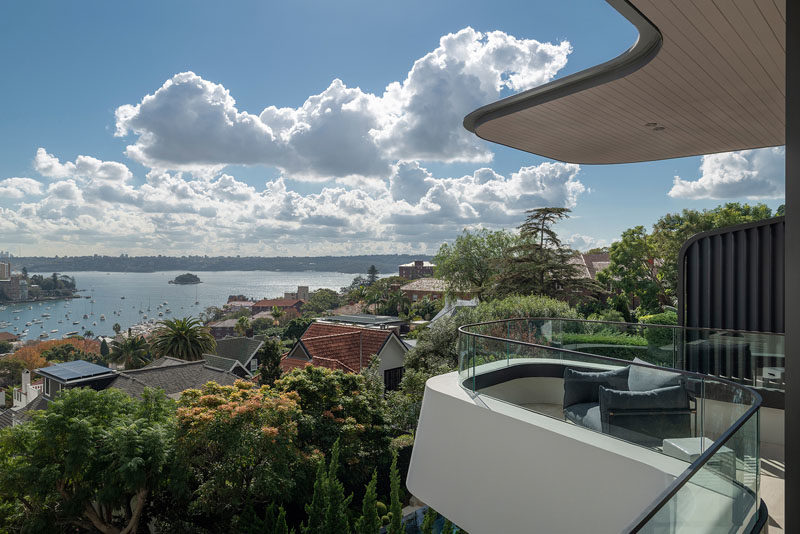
[0, 270, 357, 340]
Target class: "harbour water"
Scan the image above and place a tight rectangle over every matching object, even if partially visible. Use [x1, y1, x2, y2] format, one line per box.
[0, 270, 357, 340]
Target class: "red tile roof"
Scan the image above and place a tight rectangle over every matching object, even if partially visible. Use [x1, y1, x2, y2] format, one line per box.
[253, 298, 304, 308]
[279, 322, 397, 374]
[0, 332, 18, 342]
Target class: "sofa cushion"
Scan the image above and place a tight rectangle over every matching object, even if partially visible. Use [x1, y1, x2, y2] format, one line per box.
[563, 402, 602, 432]
[599, 384, 691, 447]
[628, 357, 681, 391]
[563, 366, 630, 408]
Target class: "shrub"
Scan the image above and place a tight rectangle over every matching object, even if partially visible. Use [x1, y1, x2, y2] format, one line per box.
[376, 501, 388, 516]
[464, 294, 579, 324]
[560, 332, 648, 361]
[640, 311, 678, 349]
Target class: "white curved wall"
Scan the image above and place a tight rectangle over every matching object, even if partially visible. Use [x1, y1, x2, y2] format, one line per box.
[407, 372, 687, 534]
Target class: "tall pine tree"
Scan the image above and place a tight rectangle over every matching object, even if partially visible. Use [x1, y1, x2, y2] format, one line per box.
[492, 207, 599, 303]
[354, 470, 381, 534]
[325, 439, 352, 534]
[388, 450, 403, 534]
[302, 461, 328, 534]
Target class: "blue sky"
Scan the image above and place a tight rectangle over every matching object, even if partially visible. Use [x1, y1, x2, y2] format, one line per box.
[0, 0, 785, 257]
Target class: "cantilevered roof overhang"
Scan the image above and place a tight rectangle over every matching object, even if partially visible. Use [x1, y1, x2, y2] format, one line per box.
[464, 0, 786, 164]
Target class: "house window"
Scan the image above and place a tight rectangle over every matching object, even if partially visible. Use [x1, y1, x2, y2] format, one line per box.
[250, 359, 258, 371]
[383, 367, 404, 391]
[44, 378, 50, 397]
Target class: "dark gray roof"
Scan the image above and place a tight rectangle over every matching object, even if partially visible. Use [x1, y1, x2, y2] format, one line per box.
[142, 357, 189, 369]
[213, 336, 263, 366]
[0, 396, 49, 429]
[107, 360, 239, 399]
[203, 353, 250, 375]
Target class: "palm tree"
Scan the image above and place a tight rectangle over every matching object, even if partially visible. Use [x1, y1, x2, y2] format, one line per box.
[83, 330, 94, 339]
[149, 317, 216, 361]
[112, 323, 121, 335]
[110, 335, 151, 370]
[234, 316, 250, 337]
[270, 305, 285, 326]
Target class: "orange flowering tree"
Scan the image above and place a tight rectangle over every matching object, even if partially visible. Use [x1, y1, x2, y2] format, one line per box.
[272, 366, 390, 501]
[169, 380, 311, 530]
[9, 338, 103, 372]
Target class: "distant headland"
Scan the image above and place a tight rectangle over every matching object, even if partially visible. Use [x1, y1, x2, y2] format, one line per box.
[169, 273, 201, 285]
[9, 254, 433, 275]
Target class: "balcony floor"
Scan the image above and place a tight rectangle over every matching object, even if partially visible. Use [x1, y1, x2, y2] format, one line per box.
[762, 444, 784, 533]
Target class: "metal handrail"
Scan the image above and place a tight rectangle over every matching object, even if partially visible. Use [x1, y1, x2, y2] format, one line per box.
[460, 315, 784, 337]
[457, 318, 763, 533]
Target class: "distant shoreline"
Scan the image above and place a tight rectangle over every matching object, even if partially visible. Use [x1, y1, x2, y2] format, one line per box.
[8, 254, 433, 275]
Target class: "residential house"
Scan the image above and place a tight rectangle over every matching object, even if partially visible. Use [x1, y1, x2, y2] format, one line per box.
[208, 318, 239, 339]
[0, 274, 28, 301]
[0, 359, 240, 428]
[202, 335, 264, 377]
[400, 278, 469, 302]
[223, 300, 254, 313]
[281, 322, 407, 390]
[399, 260, 435, 279]
[320, 314, 407, 333]
[283, 286, 309, 301]
[251, 298, 304, 318]
[0, 331, 19, 344]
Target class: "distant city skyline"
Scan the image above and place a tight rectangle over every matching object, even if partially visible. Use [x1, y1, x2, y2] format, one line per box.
[0, 1, 785, 257]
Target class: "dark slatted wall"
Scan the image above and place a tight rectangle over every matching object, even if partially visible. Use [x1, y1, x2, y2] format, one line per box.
[679, 217, 785, 333]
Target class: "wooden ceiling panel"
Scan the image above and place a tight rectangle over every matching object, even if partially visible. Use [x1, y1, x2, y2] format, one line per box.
[465, 0, 786, 164]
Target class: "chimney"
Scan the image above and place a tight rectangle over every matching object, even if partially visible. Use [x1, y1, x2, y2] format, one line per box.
[21, 369, 31, 393]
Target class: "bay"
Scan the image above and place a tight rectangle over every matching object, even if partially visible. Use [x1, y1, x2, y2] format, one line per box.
[0, 270, 358, 340]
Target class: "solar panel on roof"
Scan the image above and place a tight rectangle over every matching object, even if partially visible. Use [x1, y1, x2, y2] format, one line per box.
[39, 360, 114, 382]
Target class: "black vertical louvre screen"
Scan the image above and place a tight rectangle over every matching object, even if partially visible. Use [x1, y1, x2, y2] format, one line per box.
[679, 217, 785, 334]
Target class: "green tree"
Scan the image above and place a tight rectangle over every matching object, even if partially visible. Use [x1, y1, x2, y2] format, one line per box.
[388, 450, 403, 534]
[776, 204, 785, 216]
[271, 305, 285, 325]
[235, 315, 251, 336]
[597, 226, 668, 314]
[257, 337, 285, 387]
[366, 265, 379, 286]
[20, 267, 27, 278]
[273, 366, 390, 499]
[649, 202, 775, 297]
[100, 338, 110, 359]
[0, 359, 26, 385]
[354, 471, 381, 534]
[421, 507, 438, 534]
[175, 381, 307, 530]
[433, 228, 517, 300]
[302, 289, 341, 314]
[283, 316, 314, 341]
[324, 439, 352, 534]
[303, 461, 329, 534]
[0, 340, 13, 354]
[0, 387, 174, 534]
[83, 329, 94, 339]
[110, 335, 151, 370]
[441, 518, 455, 534]
[492, 208, 597, 302]
[150, 317, 216, 361]
[112, 323, 122, 335]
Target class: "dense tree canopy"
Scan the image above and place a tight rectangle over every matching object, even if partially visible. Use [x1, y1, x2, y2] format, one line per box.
[433, 228, 517, 300]
[0, 388, 174, 534]
[302, 289, 341, 314]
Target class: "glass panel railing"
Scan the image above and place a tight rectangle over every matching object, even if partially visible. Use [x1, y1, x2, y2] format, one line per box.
[457, 318, 763, 533]
[464, 318, 784, 392]
[636, 411, 760, 533]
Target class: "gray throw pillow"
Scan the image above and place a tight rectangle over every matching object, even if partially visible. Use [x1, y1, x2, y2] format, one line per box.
[628, 357, 681, 391]
[563, 366, 630, 408]
[599, 384, 689, 412]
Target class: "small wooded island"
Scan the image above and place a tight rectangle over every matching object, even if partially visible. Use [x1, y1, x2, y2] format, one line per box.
[169, 273, 201, 285]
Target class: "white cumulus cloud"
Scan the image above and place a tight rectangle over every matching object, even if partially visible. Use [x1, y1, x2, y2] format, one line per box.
[114, 28, 571, 179]
[0, 177, 43, 199]
[669, 147, 785, 199]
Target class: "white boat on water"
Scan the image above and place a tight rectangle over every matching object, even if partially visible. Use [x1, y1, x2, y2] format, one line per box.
[50, 329, 58, 333]
[39, 333, 48, 339]
[64, 331, 79, 337]
[100, 315, 105, 321]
